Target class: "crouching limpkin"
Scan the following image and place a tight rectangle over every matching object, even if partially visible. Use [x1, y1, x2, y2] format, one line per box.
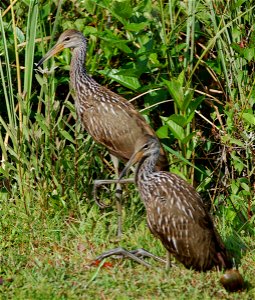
[37, 30, 168, 237]
[115, 136, 244, 292]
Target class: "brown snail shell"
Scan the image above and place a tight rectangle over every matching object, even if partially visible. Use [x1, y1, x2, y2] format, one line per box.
[220, 269, 244, 292]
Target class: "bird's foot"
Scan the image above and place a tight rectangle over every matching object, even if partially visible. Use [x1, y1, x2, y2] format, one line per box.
[95, 247, 166, 268]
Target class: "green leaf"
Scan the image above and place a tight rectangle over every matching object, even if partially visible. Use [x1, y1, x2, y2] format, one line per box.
[114, 67, 139, 77]
[83, 26, 98, 35]
[163, 79, 184, 110]
[35, 74, 47, 87]
[98, 69, 141, 90]
[185, 112, 195, 126]
[243, 48, 255, 62]
[240, 182, 250, 192]
[177, 70, 185, 87]
[231, 181, 239, 194]
[35, 113, 50, 135]
[182, 89, 194, 112]
[156, 125, 168, 139]
[189, 96, 205, 113]
[231, 43, 244, 55]
[124, 22, 148, 31]
[100, 33, 132, 54]
[83, 0, 96, 14]
[59, 129, 75, 144]
[182, 132, 196, 144]
[168, 114, 187, 127]
[167, 119, 185, 140]
[112, 0, 133, 20]
[242, 112, 255, 125]
[230, 152, 244, 173]
[229, 138, 244, 147]
[16, 27, 25, 43]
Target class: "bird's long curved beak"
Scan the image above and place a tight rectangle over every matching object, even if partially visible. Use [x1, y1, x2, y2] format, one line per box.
[119, 149, 144, 180]
[37, 42, 65, 67]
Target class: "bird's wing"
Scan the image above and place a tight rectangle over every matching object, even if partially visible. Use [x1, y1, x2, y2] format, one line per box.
[81, 87, 162, 162]
[144, 173, 224, 269]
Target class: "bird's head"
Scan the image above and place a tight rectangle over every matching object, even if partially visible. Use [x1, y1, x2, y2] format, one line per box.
[119, 136, 160, 179]
[37, 29, 86, 67]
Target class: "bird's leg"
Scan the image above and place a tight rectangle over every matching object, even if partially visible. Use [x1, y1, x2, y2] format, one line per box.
[111, 155, 123, 238]
[93, 178, 134, 208]
[93, 154, 134, 237]
[166, 251, 172, 270]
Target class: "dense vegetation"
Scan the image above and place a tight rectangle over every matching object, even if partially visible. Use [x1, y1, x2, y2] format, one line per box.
[0, 0, 254, 299]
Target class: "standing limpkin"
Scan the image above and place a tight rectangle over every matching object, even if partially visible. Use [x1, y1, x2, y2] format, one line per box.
[115, 136, 244, 292]
[37, 29, 168, 237]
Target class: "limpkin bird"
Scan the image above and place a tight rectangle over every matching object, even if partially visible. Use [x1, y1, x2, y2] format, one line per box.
[37, 29, 168, 236]
[115, 136, 244, 292]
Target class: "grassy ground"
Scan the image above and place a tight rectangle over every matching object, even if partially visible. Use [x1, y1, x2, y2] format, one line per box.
[1, 192, 254, 300]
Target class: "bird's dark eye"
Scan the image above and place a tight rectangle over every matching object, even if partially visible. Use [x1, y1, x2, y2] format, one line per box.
[64, 37, 71, 41]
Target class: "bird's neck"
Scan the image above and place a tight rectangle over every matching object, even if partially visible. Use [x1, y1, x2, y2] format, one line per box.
[70, 45, 97, 90]
[70, 45, 87, 80]
[136, 151, 159, 184]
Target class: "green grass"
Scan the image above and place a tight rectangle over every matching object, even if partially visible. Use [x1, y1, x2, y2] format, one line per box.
[1, 195, 255, 299]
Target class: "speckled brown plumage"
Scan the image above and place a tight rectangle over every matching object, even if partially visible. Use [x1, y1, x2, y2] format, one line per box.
[37, 29, 168, 170]
[120, 137, 244, 291]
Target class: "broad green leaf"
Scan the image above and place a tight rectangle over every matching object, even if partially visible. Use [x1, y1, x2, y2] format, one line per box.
[230, 152, 244, 173]
[232, 26, 241, 40]
[231, 181, 239, 194]
[124, 22, 148, 31]
[114, 67, 138, 77]
[163, 79, 184, 110]
[243, 48, 255, 62]
[178, 70, 185, 87]
[167, 119, 185, 140]
[229, 138, 244, 147]
[189, 96, 205, 113]
[182, 132, 196, 144]
[83, 0, 96, 14]
[100, 35, 132, 53]
[242, 112, 255, 125]
[156, 125, 169, 139]
[99, 69, 141, 90]
[185, 112, 195, 126]
[149, 53, 160, 65]
[83, 26, 98, 35]
[231, 43, 244, 55]
[35, 74, 47, 87]
[182, 89, 194, 112]
[112, 0, 133, 20]
[16, 27, 25, 43]
[59, 129, 75, 144]
[240, 182, 250, 192]
[171, 43, 186, 55]
[169, 114, 187, 127]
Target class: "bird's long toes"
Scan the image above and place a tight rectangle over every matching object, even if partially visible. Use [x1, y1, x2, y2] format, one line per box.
[94, 247, 151, 268]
